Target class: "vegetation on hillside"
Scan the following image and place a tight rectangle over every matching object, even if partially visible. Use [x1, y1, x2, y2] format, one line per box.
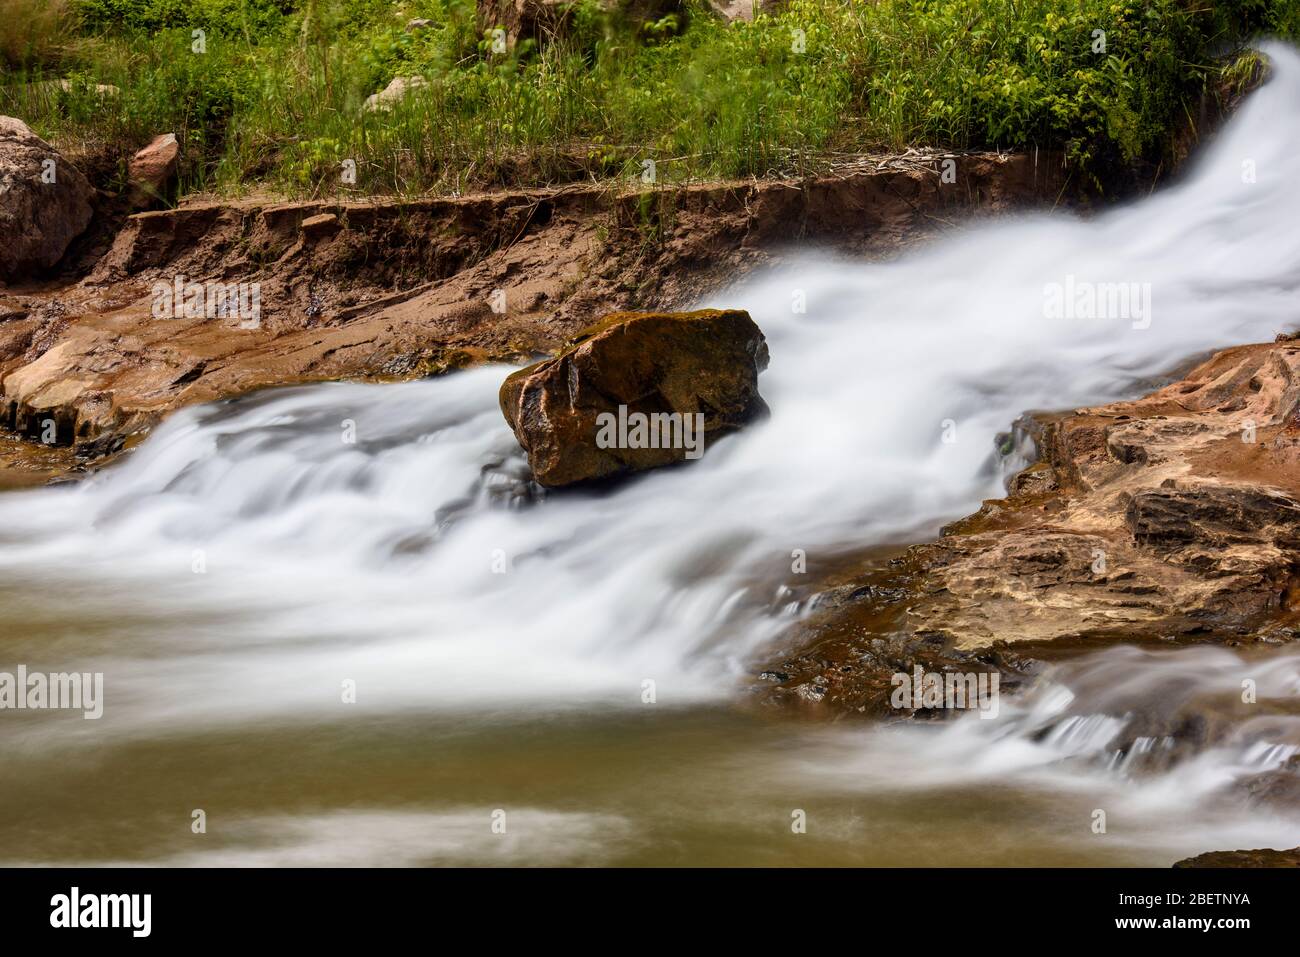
[1, 0, 1297, 197]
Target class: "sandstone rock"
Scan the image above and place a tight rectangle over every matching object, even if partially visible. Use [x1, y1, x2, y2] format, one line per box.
[362, 76, 429, 112]
[0, 296, 29, 321]
[499, 309, 768, 487]
[1174, 846, 1300, 867]
[0, 116, 94, 281]
[763, 339, 1300, 714]
[127, 133, 179, 207]
[301, 212, 340, 241]
[1125, 483, 1300, 550]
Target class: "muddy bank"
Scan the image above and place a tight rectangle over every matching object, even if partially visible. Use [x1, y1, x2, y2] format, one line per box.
[0, 151, 1060, 460]
[760, 334, 1300, 716]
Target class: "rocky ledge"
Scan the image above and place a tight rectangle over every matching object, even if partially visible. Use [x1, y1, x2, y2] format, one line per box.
[1173, 846, 1300, 867]
[761, 334, 1300, 715]
[0, 141, 1060, 462]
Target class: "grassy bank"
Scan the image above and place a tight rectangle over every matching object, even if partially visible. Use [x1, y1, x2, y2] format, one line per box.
[1, 0, 1297, 198]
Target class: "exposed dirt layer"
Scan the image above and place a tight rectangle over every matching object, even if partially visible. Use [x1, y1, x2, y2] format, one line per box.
[759, 336, 1300, 717]
[0, 151, 1061, 459]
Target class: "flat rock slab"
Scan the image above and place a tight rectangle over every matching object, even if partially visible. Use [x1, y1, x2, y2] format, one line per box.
[763, 337, 1300, 715]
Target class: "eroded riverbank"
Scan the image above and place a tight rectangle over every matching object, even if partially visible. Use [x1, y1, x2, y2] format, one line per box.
[0, 150, 1062, 462]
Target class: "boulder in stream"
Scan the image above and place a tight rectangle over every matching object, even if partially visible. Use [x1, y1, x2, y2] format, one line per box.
[499, 309, 769, 487]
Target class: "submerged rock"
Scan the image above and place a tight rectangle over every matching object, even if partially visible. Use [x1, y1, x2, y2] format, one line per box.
[499, 309, 769, 487]
[0, 116, 94, 281]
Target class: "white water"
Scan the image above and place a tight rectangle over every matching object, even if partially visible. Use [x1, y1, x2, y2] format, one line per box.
[2, 45, 1300, 864]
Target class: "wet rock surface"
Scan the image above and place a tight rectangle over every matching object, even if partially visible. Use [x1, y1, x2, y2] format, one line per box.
[762, 338, 1300, 715]
[499, 309, 768, 486]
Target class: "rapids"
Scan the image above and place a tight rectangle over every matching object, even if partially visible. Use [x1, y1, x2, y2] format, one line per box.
[2, 43, 1299, 866]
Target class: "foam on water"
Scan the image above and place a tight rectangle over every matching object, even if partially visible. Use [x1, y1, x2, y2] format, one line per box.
[1, 45, 1300, 861]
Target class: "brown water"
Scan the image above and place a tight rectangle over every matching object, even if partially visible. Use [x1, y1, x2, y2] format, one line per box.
[3, 566, 1297, 867]
[3, 700, 1287, 868]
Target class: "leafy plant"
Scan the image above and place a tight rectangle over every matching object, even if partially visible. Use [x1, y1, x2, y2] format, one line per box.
[5, 0, 1295, 196]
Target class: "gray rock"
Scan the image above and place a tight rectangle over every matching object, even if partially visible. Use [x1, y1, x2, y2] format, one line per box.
[362, 76, 430, 113]
[0, 116, 94, 281]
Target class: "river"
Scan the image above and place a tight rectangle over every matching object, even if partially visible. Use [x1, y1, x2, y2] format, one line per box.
[2, 44, 1299, 866]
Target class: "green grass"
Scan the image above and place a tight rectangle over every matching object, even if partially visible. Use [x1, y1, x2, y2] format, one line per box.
[2, 0, 1298, 198]
[0, 0, 79, 71]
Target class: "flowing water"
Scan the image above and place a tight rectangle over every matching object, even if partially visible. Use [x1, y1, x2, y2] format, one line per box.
[3, 45, 1300, 867]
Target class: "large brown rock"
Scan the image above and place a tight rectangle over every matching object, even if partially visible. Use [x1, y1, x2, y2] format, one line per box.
[478, 0, 569, 47]
[499, 309, 768, 487]
[0, 116, 94, 281]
